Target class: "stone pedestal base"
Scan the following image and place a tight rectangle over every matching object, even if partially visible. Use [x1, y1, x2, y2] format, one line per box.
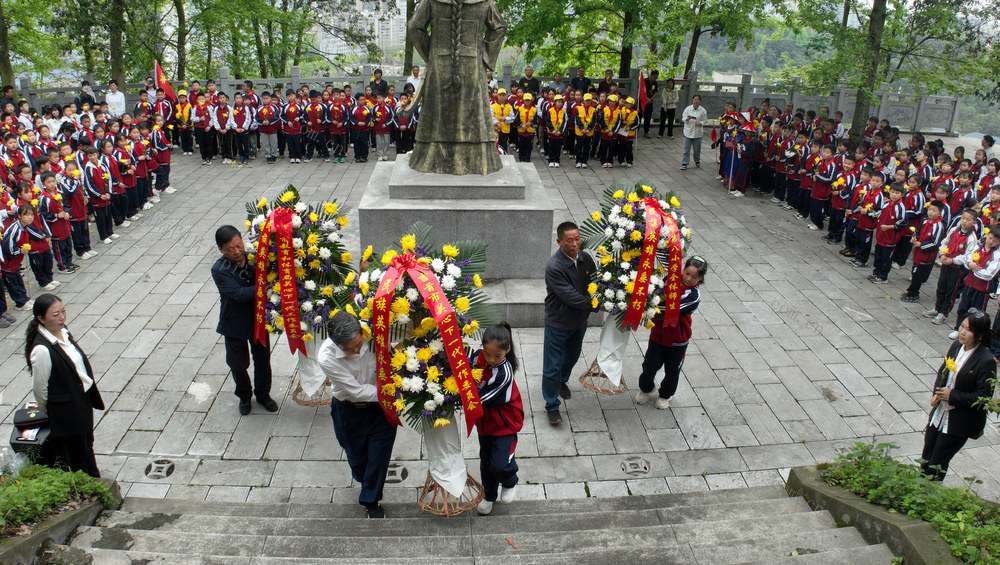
[359, 158, 554, 280]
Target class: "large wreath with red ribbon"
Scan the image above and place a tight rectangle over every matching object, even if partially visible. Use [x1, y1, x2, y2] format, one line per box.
[244, 185, 356, 353]
[351, 222, 498, 433]
[580, 182, 692, 331]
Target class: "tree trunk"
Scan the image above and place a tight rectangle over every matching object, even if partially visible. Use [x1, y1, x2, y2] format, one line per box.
[266, 21, 278, 77]
[253, 20, 268, 78]
[403, 0, 416, 69]
[847, 0, 886, 150]
[671, 43, 682, 67]
[683, 27, 702, 75]
[230, 22, 242, 78]
[109, 0, 126, 86]
[841, 0, 851, 29]
[0, 1, 15, 95]
[174, 0, 187, 80]
[206, 27, 214, 79]
[617, 10, 634, 79]
[278, 0, 289, 76]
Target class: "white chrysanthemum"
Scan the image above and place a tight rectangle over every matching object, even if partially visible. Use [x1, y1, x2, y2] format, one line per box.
[304, 280, 317, 291]
[245, 242, 255, 253]
[269, 294, 280, 305]
[679, 215, 686, 226]
[359, 271, 370, 284]
[322, 220, 337, 230]
[652, 295, 661, 306]
[433, 393, 445, 406]
[292, 237, 303, 249]
[396, 313, 410, 325]
[423, 400, 437, 411]
[660, 200, 669, 209]
[602, 272, 612, 282]
[620, 262, 630, 270]
[300, 322, 307, 331]
[291, 215, 302, 228]
[647, 284, 655, 294]
[318, 247, 331, 259]
[314, 315, 322, 324]
[646, 308, 656, 318]
[617, 301, 627, 310]
[426, 382, 441, 395]
[603, 303, 613, 311]
[294, 259, 302, 268]
[610, 240, 622, 251]
[658, 239, 667, 249]
[446, 263, 461, 277]
[616, 289, 626, 301]
[682, 227, 691, 238]
[680, 239, 687, 251]
[650, 275, 661, 286]
[604, 227, 613, 237]
[370, 270, 382, 282]
[431, 258, 446, 273]
[440, 275, 456, 290]
[429, 339, 443, 354]
[402, 377, 424, 392]
[316, 299, 326, 307]
[406, 288, 420, 302]
[604, 289, 615, 299]
[670, 211, 678, 220]
[626, 220, 636, 232]
[615, 228, 626, 239]
[618, 275, 629, 285]
[294, 202, 307, 213]
[395, 279, 405, 291]
[406, 358, 420, 372]
[327, 233, 338, 243]
[254, 214, 265, 226]
[405, 345, 418, 358]
[610, 205, 621, 216]
[301, 301, 313, 312]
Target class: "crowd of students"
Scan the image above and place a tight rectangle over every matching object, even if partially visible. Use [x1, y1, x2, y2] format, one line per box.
[716, 98, 1000, 348]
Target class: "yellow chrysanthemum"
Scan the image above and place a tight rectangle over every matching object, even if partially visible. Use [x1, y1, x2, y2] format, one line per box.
[630, 230, 643, 242]
[473, 274, 483, 288]
[307, 246, 319, 256]
[296, 267, 306, 278]
[413, 325, 429, 338]
[272, 283, 281, 293]
[416, 348, 433, 362]
[344, 304, 355, 315]
[627, 192, 640, 202]
[455, 296, 470, 312]
[295, 248, 306, 259]
[344, 272, 356, 285]
[341, 252, 352, 263]
[471, 369, 484, 382]
[324, 202, 338, 215]
[267, 272, 277, 283]
[591, 211, 601, 222]
[670, 196, 681, 207]
[592, 297, 600, 309]
[613, 190, 624, 199]
[275, 316, 285, 328]
[393, 375, 403, 387]
[945, 357, 957, 372]
[280, 190, 295, 203]
[433, 418, 450, 428]
[587, 283, 598, 295]
[391, 297, 410, 314]
[400, 234, 417, 252]
[973, 252, 981, 262]
[381, 249, 398, 265]
[257, 197, 268, 208]
[625, 281, 635, 293]
[442, 244, 459, 258]
[245, 220, 252, 230]
[417, 257, 432, 266]
[381, 383, 396, 396]
[601, 255, 612, 265]
[269, 252, 277, 261]
[362, 245, 373, 262]
[359, 281, 369, 295]
[391, 350, 408, 370]
[644, 320, 655, 329]
[359, 307, 372, 320]
[641, 184, 652, 193]
[322, 286, 334, 296]
[393, 399, 406, 412]
[309, 213, 318, 223]
[306, 233, 319, 246]
[597, 245, 607, 255]
[623, 204, 634, 216]
[462, 320, 479, 335]
[337, 216, 349, 228]
[361, 324, 372, 339]
[264, 324, 274, 333]
[303, 333, 314, 342]
[427, 366, 441, 381]
[443, 377, 459, 394]
[420, 317, 436, 330]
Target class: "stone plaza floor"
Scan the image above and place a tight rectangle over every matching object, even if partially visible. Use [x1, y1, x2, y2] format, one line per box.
[3, 133, 1000, 505]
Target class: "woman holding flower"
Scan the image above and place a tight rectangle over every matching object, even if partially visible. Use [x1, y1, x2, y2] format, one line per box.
[922, 309, 995, 481]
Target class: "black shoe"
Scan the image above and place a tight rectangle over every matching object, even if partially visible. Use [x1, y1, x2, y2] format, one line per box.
[694, 161, 700, 167]
[364, 504, 386, 519]
[238, 399, 251, 415]
[901, 294, 919, 303]
[560, 384, 571, 399]
[826, 239, 841, 245]
[257, 397, 279, 412]
[547, 410, 562, 425]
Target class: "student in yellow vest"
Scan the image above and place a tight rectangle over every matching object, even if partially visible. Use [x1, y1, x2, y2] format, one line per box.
[574, 93, 597, 168]
[544, 94, 568, 168]
[492, 88, 515, 154]
[599, 94, 622, 168]
[617, 97, 640, 167]
[515, 92, 538, 163]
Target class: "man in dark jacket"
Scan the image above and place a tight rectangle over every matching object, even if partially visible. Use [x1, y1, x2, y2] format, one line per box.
[542, 221, 597, 424]
[211, 225, 276, 415]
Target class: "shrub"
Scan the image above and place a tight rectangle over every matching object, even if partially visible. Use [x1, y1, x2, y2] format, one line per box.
[820, 441, 1000, 564]
[0, 464, 115, 534]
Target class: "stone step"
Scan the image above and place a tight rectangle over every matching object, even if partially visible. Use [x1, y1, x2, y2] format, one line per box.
[73, 511, 839, 559]
[762, 543, 897, 563]
[483, 279, 605, 328]
[683, 527, 871, 565]
[118, 485, 790, 520]
[85, 550, 476, 565]
[99, 496, 811, 537]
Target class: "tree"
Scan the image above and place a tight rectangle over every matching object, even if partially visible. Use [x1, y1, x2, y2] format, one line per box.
[0, 0, 69, 89]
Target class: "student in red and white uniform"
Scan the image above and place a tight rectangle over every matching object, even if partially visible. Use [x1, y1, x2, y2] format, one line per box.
[304, 90, 330, 162]
[902, 200, 946, 303]
[210, 93, 235, 164]
[231, 93, 255, 166]
[869, 183, 908, 284]
[949, 229, 1000, 340]
[810, 144, 837, 231]
[192, 92, 215, 164]
[850, 170, 886, 268]
[256, 92, 281, 164]
[37, 171, 75, 274]
[281, 90, 305, 164]
[826, 156, 856, 245]
[82, 147, 113, 244]
[371, 93, 394, 162]
[930, 210, 979, 326]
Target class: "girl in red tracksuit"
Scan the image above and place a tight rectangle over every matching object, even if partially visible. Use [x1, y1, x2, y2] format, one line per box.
[637, 256, 708, 410]
[472, 322, 524, 516]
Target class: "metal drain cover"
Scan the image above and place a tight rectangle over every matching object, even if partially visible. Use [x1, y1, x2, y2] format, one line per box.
[144, 459, 176, 479]
[384, 462, 408, 483]
[621, 456, 650, 476]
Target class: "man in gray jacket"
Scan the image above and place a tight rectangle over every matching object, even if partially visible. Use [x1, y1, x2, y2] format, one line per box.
[542, 221, 598, 424]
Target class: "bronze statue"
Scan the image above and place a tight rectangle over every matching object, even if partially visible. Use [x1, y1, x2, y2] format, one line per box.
[406, 0, 506, 175]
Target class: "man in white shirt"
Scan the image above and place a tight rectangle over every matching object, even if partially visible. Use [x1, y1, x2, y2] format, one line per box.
[318, 311, 397, 519]
[405, 65, 422, 92]
[105, 80, 126, 119]
[680, 94, 708, 171]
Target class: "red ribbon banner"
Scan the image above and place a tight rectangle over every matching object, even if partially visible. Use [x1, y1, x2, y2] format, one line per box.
[371, 253, 484, 434]
[622, 198, 684, 330]
[252, 207, 306, 355]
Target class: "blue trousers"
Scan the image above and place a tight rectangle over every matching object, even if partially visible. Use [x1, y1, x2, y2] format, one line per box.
[2, 270, 29, 307]
[479, 434, 518, 502]
[331, 400, 397, 506]
[542, 325, 587, 411]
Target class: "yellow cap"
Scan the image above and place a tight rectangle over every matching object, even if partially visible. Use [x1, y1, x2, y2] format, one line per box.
[583, 93, 593, 101]
[523, 93, 534, 101]
[608, 94, 619, 102]
[497, 88, 507, 95]
[625, 97, 635, 105]
[554, 94, 564, 101]
[178, 90, 188, 96]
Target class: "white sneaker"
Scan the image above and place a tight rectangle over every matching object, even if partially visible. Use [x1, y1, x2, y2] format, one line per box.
[121, 221, 131, 228]
[554, 163, 560, 168]
[42, 283, 57, 290]
[548, 162, 555, 168]
[476, 500, 494, 515]
[164, 187, 176, 194]
[499, 485, 517, 504]
[110, 234, 120, 239]
[82, 251, 96, 259]
[729, 190, 741, 197]
[151, 189, 160, 197]
[635, 391, 650, 405]
[133, 213, 143, 219]
[716, 175, 724, 180]
[923, 309, 938, 317]
[655, 397, 671, 410]
[932, 313, 946, 325]
[142, 203, 154, 210]
[150, 196, 161, 203]
[17, 300, 34, 311]
[103, 238, 112, 244]
[51, 281, 61, 287]
[948, 330, 959, 340]
[575, 163, 582, 168]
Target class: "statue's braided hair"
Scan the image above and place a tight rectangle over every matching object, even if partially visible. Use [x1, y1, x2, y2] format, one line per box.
[447, 0, 465, 89]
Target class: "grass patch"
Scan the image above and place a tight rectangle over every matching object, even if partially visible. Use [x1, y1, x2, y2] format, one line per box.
[820, 441, 1000, 564]
[0, 464, 115, 536]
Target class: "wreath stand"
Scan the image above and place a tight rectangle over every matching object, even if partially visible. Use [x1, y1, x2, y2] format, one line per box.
[417, 417, 483, 516]
[418, 472, 484, 516]
[579, 358, 629, 395]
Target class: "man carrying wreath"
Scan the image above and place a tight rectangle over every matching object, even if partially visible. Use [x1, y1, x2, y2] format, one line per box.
[318, 311, 398, 519]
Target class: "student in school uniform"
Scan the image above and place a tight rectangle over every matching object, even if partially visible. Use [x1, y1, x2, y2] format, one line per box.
[152, 88, 174, 136]
[769, 125, 792, 204]
[304, 90, 329, 163]
[174, 90, 194, 156]
[192, 92, 214, 165]
[371, 93, 394, 162]
[230, 93, 254, 166]
[850, 170, 885, 268]
[542, 94, 568, 168]
[57, 161, 93, 260]
[2, 204, 39, 311]
[573, 93, 597, 168]
[128, 128, 152, 213]
[12, 183, 57, 290]
[948, 229, 1000, 340]
[81, 147, 113, 244]
[96, 139, 126, 229]
[826, 156, 856, 245]
[150, 114, 173, 194]
[326, 90, 350, 163]
[211, 93, 235, 165]
[492, 88, 515, 154]
[902, 200, 946, 303]
[809, 144, 837, 229]
[616, 97, 640, 168]
[112, 134, 135, 227]
[869, 183, 907, 284]
[133, 91, 153, 127]
[796, 140, 820, 220]
[392, 92, 416, 157]
[255, 92, 280, 165]
[37, 172, 75, 274]
[514, 93, 538, 163]
[349, 93, 372, 163]
[929, 209, 979, 326]
[890, 174, 927, 267]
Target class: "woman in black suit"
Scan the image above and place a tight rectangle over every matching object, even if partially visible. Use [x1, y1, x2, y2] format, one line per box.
[26, 294, 104, 477]
[922, 309, 996, 481]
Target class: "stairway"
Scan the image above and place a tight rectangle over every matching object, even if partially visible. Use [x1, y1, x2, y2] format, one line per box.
[70, 485, 896, 564]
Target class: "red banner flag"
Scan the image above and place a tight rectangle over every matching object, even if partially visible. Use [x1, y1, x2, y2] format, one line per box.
[252, 207, 306, 355]
[371, 253, 484, 434]
[622, 198, 684, 330]
[154, 61, 177, 103]
[638, 72, 648, 113]
[711, 125, 718, 143]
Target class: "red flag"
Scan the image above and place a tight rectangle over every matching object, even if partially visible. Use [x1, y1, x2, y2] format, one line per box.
[154, 61, 177, 103]
[637, 72, 648, 112]
[711, 125, 718, 143]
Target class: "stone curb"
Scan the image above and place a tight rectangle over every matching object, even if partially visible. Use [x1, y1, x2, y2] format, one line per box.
[785, 466, 959, 565]
[0, 478, 121, 565]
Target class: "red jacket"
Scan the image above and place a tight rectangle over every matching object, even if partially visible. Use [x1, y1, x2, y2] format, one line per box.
[649, 285, 701, 346]
[193, 103, 212, 130]
[472, 350, 523, 437]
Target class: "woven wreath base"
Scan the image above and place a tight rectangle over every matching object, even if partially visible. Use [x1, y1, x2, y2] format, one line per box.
[578, 358, 629, 395]
[417, 472, 484, 517]
[292, 379, 334, 407]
